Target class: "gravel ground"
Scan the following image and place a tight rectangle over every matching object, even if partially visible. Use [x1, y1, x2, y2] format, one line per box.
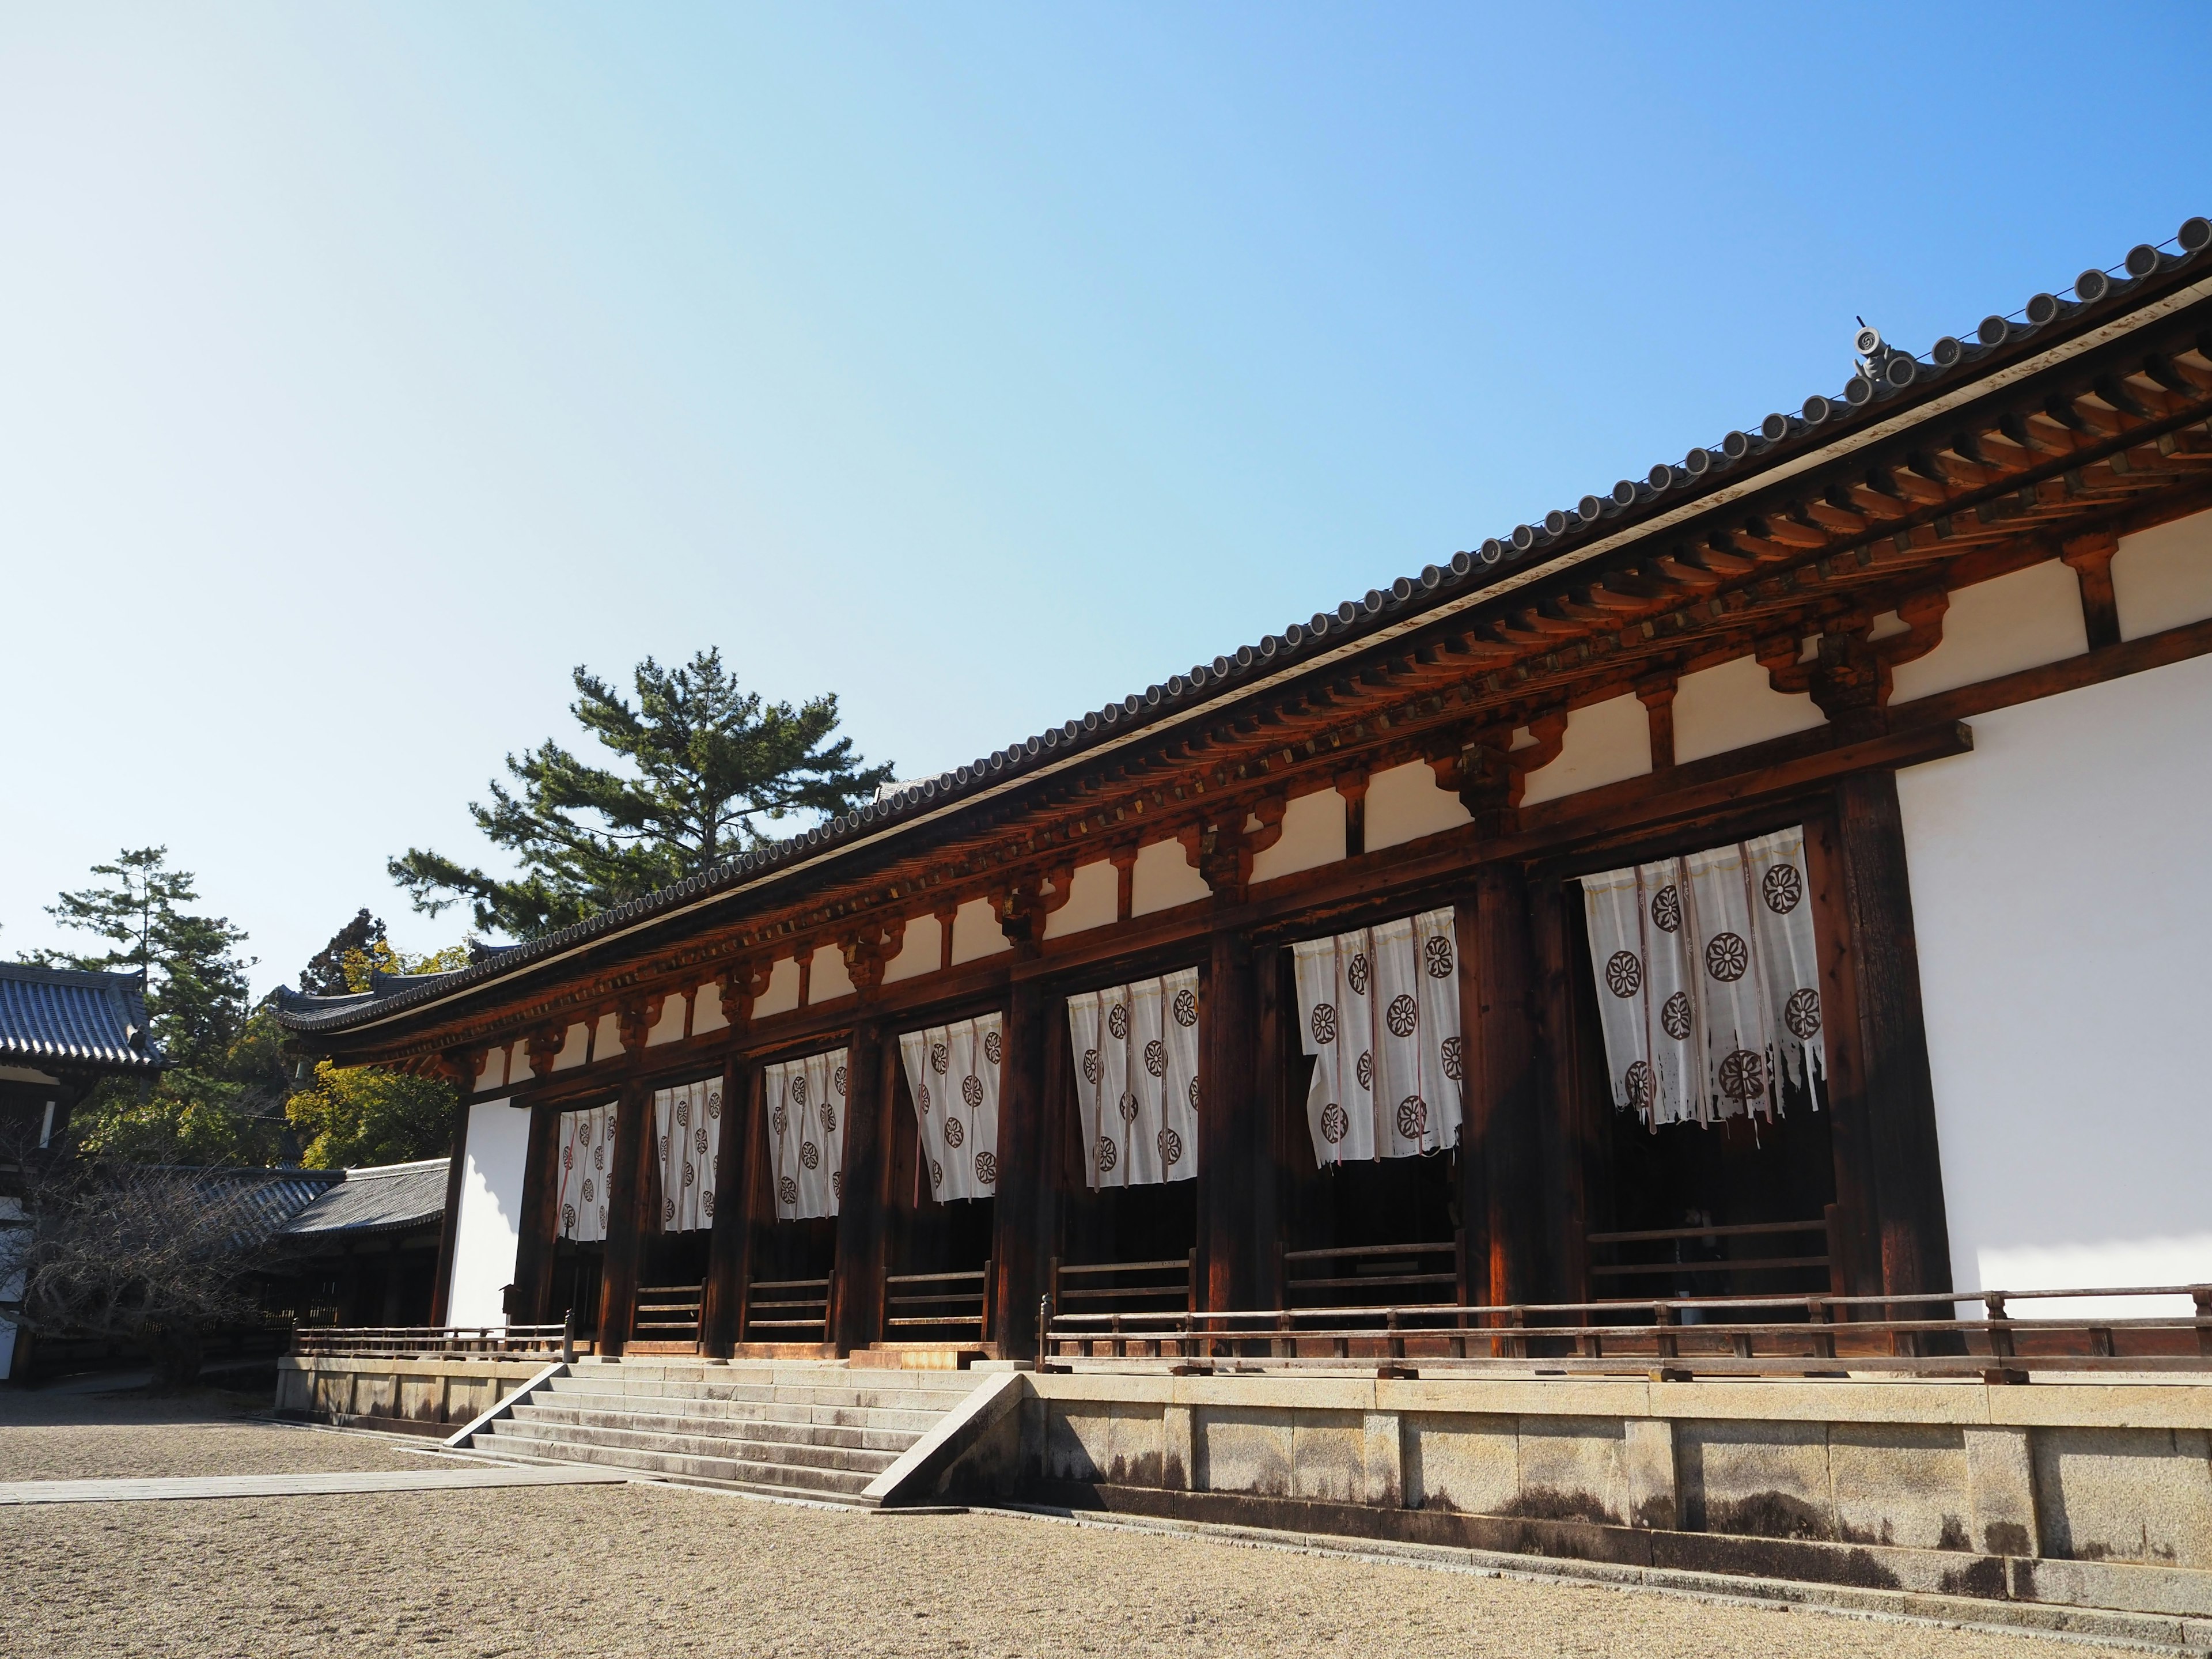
[7, 1479, 2140, 1659]
[0, 1388, 431, 1480]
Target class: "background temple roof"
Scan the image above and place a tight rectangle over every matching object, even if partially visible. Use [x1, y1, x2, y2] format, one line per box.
[0, 961, 166, 1075]
[276, 1158, 449, 1239]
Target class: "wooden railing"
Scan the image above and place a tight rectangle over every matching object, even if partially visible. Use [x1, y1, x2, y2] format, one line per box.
[1281, 1236, 1463, 1309]
[1586, 1209, 1842, 1296]
[882, 1259, 994, 1341]
[743, 1275, 830, 1342]
[1050, 1252, 1197, 1319]
[634, 1283, 703, 1343]
[1043, 1283, 2212, 1379]
[293, 1323, 571, 1361]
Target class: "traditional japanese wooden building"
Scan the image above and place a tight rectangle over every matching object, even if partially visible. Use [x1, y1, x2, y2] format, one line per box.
[276, 215, 2212, 1366]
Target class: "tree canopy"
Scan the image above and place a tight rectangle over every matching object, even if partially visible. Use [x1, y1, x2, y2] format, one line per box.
[32, 848, 283, 1165]
[388, 649, 892, 939]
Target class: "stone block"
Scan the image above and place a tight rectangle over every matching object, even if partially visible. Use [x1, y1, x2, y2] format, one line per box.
[1964, 1425, 2039, 1557]
[1402, 1411, 1516, 1515]
[1513, 1415, 1628, 1526]
[1362, 1412, 1403, 1509]
[1286, 1410, 1366, 1505]
[1622, 1416, 1678, 1530]
[1194, 1406, 1293, 1498]
[1044, 1403, 1113, 1482]
[1828, 1422, 1969, 1550]
[1161, 1404, 1194, 1491]
[2035, 1427, 2212, 1570]
[1679, 1418, 1834, 1540]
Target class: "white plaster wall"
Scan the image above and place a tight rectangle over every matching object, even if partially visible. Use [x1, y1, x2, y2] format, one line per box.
[1249, 789, 1345, 884]
[950, 896, 1010, 965]
[646, 994, 688, 1046]
[1519, 693, 1653, 808]
[1131, 838, 1210, 915]
[1896, 651, 2212, 1309]
[882, 915, 941, 984]
[754, 956, 801, 1018]
[1045, 861, 1119, 938]
[550, 1022, 590, 1073]
[1890, 559, 2087, 703]
[448, 1100, 531, 1328]
[473, 1047, 505, 1092]
[1364, 759, 1469, 851]
[2115, 507, 2212, 641]
[592, 1012, 619, 1062]
[810, 945, 855, 1003]
[1672, 654, 1825, 764]
[692, 984, 729, 1036]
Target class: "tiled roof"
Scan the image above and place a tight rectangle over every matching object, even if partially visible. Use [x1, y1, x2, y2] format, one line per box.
[273, 214, 2212, 1039]
[0, 962, 166, 1074]
[277, 1158, 449, 1238]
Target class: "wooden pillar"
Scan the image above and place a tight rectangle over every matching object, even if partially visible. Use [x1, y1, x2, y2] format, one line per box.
[596, 1071, 654, 1357]
[830, 1020, 892, 1354]
[989, 979, 1056, 1357]
[700, 1052, 758, 1355]
[1528, 881, 1588, 1305]
[1456, 866, 1542, 1308]
[427, 1094, 469, 1326]
[511, 1100, 562, 1323]
[1802, 813, 1883, 1297]
[1198, 927, 1272, 1310]
[1832, 769, 1954, 1298]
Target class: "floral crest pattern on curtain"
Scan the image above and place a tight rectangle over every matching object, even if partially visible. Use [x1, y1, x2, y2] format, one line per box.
[1292, 908, 1463, 1168]
[1580, 824, 1825, 1128]
[1066, 967, 1200, 1190]
[763, 1047, 850, 1221]
[652, 1077, 722, 1233]
[555, 1101, 617, 1242]
[897, 1013, 1003, 1202]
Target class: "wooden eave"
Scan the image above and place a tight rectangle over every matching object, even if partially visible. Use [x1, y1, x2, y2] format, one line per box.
[304, 291, 2212, 1077]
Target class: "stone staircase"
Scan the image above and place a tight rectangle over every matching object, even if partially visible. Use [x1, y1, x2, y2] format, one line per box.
[473, 1358, 983, 1505]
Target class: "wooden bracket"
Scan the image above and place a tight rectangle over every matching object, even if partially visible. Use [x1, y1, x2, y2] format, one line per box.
[1635, 674, 1679, 770]
[2062, 528, 2122, 650]
[525, 1025, 565, 1081]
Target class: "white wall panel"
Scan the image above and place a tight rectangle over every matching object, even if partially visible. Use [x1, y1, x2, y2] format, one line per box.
[1672, 654, 1825, 764]
[809, 945, 855, 1003]
[1131, 838, 1210, 916]
[1364, 760, 1469, 851]
[2115, 507, 2212, 641]
[1249, 789, 1346, 885]
[950, 896, 1011, 964]
[691, 984, 729, 1036]
[1896, 652, 2212, 1304]
[882, 915, 941, 984]
[753, 956, 801, 1017]
[1518, 694, 1652, 808]
[1890, 559, 2087, 703]
[448, 1100, 531, 1328]
[591, 1012, 619, 1062]
[646, 994, 688, 1046]
[1045, 860, 1119, 938]
[550, 1022, 589, 1073]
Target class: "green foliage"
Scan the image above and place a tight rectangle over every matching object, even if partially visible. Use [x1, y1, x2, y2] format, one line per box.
[389, 649, 892, 939]
[338, 937, 469, 992]
[298, 908, 387, 997]
[36, 849, 279, 1165]
[285, 1060, 456, 1170]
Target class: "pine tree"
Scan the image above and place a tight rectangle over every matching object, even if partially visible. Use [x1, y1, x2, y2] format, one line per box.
[389, 650, 892, 938]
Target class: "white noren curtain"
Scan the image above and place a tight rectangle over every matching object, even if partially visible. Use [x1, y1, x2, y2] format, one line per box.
[1580, 824, 1826, 1128]
[1066, 967, 1200, 1190]
[763, 1047, 850, 1221]
[554, 1101, 617, 1241]
[651, 1076, 723, 1233]
[1292, 908, 1463, 1168]
[897, 1013, 1004, 1202]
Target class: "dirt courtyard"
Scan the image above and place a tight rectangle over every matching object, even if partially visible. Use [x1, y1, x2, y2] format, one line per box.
[0, 1388, 2142, 1658]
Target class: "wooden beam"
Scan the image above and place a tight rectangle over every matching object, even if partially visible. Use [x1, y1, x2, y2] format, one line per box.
[511, 1100, 561, 1324]
[699, 1051, 756, 1355]
[594, 1071, 653, 1355]
[828, 1021, 892, 1354]
[1197, 926, 1270, 1311]
[427, 1096, 469, 1327]
[988, 979, 1054, 1357]
[1462, 869, 1542, 1306]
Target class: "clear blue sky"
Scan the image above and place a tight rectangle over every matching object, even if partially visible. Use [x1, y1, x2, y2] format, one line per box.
[4, 3, 2207, 994]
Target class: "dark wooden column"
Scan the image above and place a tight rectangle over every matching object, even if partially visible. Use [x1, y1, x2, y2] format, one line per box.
[700, 1052, 759, 1356]
[1456, 866, 1543, 1308]
[427, 1094, 471, 1326]
[1198, 927, 1272, 1310]
[830, 1020, 892, 1355]
[512, 1100, 563, 1323]
[1528, 882, 1589, 1304]
[989, 978, 1056, 1357]
[1832, 769, 1955, 1297]
[596, 1005, 657, 1355]
[1802, 813, 1883, 1297]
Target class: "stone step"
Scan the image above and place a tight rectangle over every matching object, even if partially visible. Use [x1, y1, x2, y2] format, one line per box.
[533, 1387, 952, 1437]
[501, 1408, 906, 1474]
[516, 1401, 921, 1454]
[480, 1421, 877, 1498]
[541, 1376, 977, 1414]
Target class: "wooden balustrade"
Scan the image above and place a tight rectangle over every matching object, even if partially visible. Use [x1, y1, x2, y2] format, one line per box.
[1042, 1282, 2212, 1379]
[633, 1283, 703, 1344]
[742, 1275, 830, 1342]
[1585, 1207, 1843, 1297]
[881, 1259, 994, 1340]
[291, 1323, 569, 1360]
